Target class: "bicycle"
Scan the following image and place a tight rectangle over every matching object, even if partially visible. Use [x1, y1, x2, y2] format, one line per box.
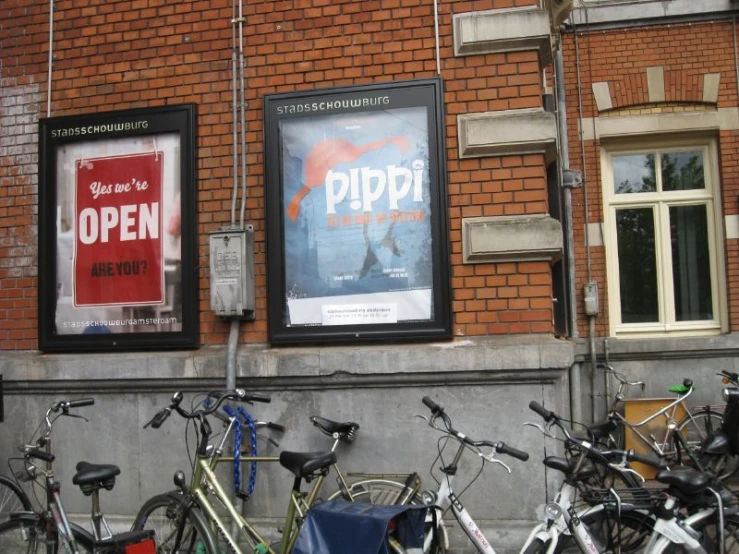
[595, 367, 724, 472]
[213, 405, 424, 509]
[0, 398, 157, 554]
[405, 396, 530, 554]
[132, 389, 425, 554]
[526, 400, 739, 554]
[699, 375, 739, 482]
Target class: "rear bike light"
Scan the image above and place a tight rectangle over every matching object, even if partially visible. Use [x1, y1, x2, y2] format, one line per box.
[124, 538, 156, 554]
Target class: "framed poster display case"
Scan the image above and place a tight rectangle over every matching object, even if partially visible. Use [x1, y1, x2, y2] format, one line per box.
[264, 78, 451, 344]
[38, 104, 198, 352]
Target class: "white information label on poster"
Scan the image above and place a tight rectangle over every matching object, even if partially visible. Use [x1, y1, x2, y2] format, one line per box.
[322, 303, 398, 326]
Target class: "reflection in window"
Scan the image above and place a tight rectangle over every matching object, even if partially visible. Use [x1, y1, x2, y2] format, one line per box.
[670, 205, 712, 321]
[613, 154, 656, 194]
[661, 151, 704, 191]
[616, 208, 658, 323]
[606, 142, 722, 337]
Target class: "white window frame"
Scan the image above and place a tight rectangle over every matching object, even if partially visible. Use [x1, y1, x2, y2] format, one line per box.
[601, 136, 727, 338]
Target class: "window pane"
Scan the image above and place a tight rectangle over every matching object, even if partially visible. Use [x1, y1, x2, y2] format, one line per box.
[670, 205, 713, 321]
[662, 151, 705, 191]
[613, 154, 656, 194]
[616, 208, 658, 323]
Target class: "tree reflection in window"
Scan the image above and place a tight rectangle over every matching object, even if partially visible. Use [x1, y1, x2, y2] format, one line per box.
[614, 154, 655, 194]
[616, 208, 658, 323]
[662, 151, 704, 191]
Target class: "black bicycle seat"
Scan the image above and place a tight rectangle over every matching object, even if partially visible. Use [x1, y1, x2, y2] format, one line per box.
[279, 450, 337, 478]
[310, 416, 359, 443]
[73, 461, 120, 494]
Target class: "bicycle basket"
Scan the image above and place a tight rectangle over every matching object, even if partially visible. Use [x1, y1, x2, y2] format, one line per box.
[293, 499, 426, 554]
[580, 488, 668, 511]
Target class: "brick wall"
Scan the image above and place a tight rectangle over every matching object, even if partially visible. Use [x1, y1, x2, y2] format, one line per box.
[561, 19, 739, 337]
[0, 0, 551, 350]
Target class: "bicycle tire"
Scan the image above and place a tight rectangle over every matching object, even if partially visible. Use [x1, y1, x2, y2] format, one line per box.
[132, 492, 218, 554]
[0, 514, 94, 554]
[327, 479, 449, 554]
[522, 537, 549, 554]
[673, 409, 735, 478]
[0, 474, 32, 521]
[681, 408, 739, 481]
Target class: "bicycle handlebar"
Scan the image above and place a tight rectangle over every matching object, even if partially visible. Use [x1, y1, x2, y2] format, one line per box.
[529, 401, 668, 474]
[529, 401, 556, 423]
[719, 370, 739, 386]
[421, 397, 529, 462]
[39, 398, 95, 442]
[144, 389, 271, 429]
[422, 396, 443, 415]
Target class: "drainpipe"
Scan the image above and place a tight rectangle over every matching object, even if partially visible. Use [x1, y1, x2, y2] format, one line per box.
[228, 0, 248, 535]
[47, 0, 54, 116]
[553, 46, 582, 424]
[226, 0, 248, 392]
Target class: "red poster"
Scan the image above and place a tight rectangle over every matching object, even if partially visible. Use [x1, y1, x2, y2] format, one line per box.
[73, 152, 164, 307]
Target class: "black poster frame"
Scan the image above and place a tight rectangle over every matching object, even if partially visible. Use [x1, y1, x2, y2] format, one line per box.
[264, 78, 451, 344]
[38, 104, 198, 352]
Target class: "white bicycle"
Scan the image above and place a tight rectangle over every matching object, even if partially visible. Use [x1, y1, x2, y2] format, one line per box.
[525, 400, 739, 554]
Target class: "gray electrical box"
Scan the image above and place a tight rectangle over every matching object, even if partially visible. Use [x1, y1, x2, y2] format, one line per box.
[583, 281, 599, 316]
[209, 227, 255, 319]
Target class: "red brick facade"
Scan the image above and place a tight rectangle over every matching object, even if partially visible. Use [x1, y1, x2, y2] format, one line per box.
[0, 0, 554, 350]
[561, 19, 739, 338]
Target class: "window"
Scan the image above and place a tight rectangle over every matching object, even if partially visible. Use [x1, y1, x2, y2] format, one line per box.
[602, 138, 726, 337]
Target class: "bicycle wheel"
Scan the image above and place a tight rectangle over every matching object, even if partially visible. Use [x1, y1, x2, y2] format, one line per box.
[327, 479, 448, 554]
[674, 409, 735, 477]
[132, 493, 217, 554]
[0, 474, 32, 521]
[0, 515, 93, 553]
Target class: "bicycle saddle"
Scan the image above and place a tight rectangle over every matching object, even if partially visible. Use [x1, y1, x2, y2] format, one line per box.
[73, 461, 120, 495]
[310, 416, 359, 443]
[655, 467, 708, 495]
[585, 419, 617, 440]
[543, 456, 596, 480]
[279, 451, 337, 478]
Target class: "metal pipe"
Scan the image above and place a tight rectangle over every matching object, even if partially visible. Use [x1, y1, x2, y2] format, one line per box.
[433, 0, 440, 74]
[227, 319, 239, 390]
[554, 43, 582, 422]
[231, 49, 238, 227]
[574, 15, 600, 423]
[554, 48, 578, 340]
[734, 16, 738, 101]
[238, 0, 247, 230]
[47, 0, 54, 117]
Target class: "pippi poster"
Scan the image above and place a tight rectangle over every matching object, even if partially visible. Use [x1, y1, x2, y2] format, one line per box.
[38, 104, 198, 352]
[264, 79, 451, 344]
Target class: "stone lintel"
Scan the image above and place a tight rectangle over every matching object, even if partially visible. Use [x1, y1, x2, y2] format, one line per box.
[646, 67, 665, 102]
[453, 7, 552, 65]
[458, 108, 558, 163]
[592, 82, 613, 111]
[463, 215, 563, 264]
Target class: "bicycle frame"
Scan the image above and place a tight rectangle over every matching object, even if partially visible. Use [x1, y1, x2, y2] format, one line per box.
[423, 440, 497, 554]
[608, 387, 694, 458]
[212, 410, 421, 508]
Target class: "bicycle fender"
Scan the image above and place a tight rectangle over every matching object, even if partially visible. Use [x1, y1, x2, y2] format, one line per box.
[518, 524, 552, 553]
[156, 490, 219, 554]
